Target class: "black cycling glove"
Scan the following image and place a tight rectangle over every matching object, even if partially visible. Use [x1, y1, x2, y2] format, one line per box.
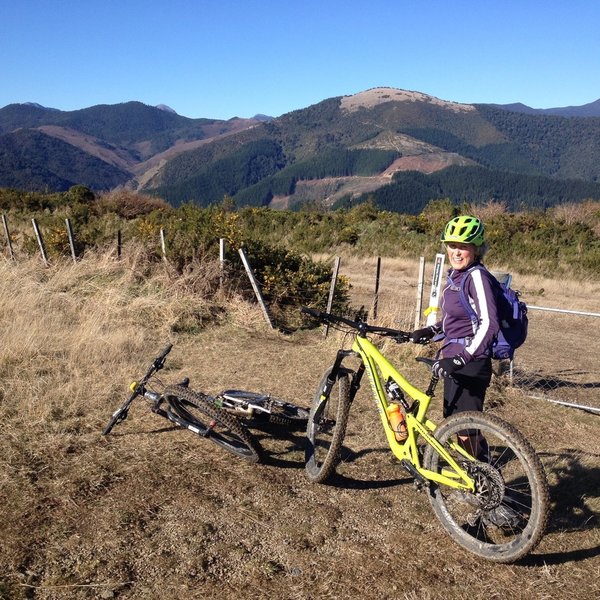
[409, 326, 436, 344]
[432, 356, 466, 378]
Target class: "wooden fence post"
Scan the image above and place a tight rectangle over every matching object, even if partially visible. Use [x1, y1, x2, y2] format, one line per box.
[65, 218, 77, 263]
[414, 256, 425, 329]
[372, 256, 381, 321]
[323, 256, 341, 337]
[2, 214, 14, 260]
[219, 238, 225, 288]
[160, 228, 167, 263]
[238, 247, 275, 329]
[117, 230, 122, 259]
[31, 218, 48, 266]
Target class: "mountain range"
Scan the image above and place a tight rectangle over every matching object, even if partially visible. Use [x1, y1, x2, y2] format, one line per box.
[2, 88, 600, 213]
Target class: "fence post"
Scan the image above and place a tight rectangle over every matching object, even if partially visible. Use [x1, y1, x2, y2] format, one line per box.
[117, 230, 122, 259]
[160, 228, 167, 263]
[425, 253, 445, 326]
[414, 256, 425, 329]
[31, 218, 48, 266]
[65, 218, 77, 263]
[2, 214, 14, 260]
[372, 256, 381, 321]
[324, 256, 341, 338]
[238, 247, 275, 329]
[219, 238, 225, 288]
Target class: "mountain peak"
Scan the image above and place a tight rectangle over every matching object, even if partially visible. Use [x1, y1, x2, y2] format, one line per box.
[340, 87, 475, 113]
[155, 104, 178, 114]
[22, 102, 60, 112]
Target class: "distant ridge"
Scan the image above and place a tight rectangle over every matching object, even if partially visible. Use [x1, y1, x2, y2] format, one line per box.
[2, 88, 600, 211]
[489, 98, 600, 118]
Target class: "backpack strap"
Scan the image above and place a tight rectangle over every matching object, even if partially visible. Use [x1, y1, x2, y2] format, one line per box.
[446, 267, 480, 346]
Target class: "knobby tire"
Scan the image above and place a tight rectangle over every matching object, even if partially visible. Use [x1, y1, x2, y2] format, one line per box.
[305, 369, 351, 483]
[422, 411, 549, 563]
[165, 385, 262, 463]
[263, 399, 309, 428]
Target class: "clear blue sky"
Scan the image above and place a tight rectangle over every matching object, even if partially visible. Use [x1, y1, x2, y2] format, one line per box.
[1, 0, 599, 120]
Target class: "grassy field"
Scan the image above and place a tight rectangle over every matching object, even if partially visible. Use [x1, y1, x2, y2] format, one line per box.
[1, 251, 599, 599]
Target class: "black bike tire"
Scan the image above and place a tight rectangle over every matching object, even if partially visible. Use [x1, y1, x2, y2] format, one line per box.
[102, 410, 125, 436]
[305, 369, 351, 483]
[164, 385, 262, 464]
[265, 399, 309, 428]
[422, 411, 549, 563]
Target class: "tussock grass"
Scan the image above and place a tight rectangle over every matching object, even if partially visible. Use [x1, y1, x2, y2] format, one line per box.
[1, 252, 599, 600]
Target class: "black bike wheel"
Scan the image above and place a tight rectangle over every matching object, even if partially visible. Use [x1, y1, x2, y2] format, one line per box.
[102, 408, 126, 435]
[264, 398, 309, 428]
[305, 369, 351, 483]
[422, 411, 549, 563]
[165, 386, 262, 463]
[220, 390, 309, 429]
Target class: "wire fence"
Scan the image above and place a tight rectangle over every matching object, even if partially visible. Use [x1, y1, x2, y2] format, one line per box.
[334, 255, 600, 414]
[509, 308, 600, 411]
[4, 215, 599, 413]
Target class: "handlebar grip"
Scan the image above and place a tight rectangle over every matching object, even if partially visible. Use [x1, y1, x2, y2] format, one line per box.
[158, 344, 173, 360]
[301, 306, 324, 319]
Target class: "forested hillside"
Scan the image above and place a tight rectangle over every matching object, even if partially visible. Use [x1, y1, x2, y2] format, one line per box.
[3, 89, 600, 212]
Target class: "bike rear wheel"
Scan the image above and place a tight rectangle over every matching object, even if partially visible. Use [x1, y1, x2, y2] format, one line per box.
[221, 390, 309, 428]
[165, 385, 262, 463]
[422, 411, 549, 563]
[305, 369, 351, 483]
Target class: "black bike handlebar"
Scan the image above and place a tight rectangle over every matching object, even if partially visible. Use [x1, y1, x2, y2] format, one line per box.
[301, 306, 410, 341]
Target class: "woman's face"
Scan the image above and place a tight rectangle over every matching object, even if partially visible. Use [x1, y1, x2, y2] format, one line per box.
[446, 242, 477, 270]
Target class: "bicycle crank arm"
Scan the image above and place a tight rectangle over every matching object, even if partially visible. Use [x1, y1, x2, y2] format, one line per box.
[400, 459, 430, 490]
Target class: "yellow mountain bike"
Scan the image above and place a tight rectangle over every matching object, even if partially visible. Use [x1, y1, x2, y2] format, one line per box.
[301, 307, 549, 563]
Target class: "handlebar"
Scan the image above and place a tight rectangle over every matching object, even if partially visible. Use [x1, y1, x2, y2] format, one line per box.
[301, 306, 410, 342]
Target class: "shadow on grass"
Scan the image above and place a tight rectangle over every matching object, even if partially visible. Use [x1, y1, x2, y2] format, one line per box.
[514, 367, 600, 391]
[520, 449, 600, 566]
[540, 449, 600, 534]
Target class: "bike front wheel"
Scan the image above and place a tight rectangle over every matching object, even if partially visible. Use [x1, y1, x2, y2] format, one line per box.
[422, 411, 549, 563]
[165, 385, 262, 464]
[305, 368, 351, 483]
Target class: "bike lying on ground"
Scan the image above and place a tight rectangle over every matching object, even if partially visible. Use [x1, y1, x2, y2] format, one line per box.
[102, 345, 308, 463]
[301, 306, 549, 563]
[102, 344, 262, 462]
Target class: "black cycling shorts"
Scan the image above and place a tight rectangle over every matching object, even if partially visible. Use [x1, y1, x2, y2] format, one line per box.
[443, 357, 492, 418]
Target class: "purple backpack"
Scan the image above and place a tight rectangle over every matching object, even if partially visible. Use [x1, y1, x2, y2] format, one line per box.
[449, 266, 528, 360]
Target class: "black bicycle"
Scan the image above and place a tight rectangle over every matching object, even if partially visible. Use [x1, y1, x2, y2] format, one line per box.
[102, 344, 262, 463]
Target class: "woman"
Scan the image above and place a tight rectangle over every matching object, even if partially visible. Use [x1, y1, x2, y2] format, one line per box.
[410, 214, 500, 461]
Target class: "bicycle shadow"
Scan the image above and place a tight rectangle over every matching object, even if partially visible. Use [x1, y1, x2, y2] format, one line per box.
[519, 449, 600, 566]
[541, 450, 600, 533]
[316, 445, 414, 490]
[249, 424, 307, 469]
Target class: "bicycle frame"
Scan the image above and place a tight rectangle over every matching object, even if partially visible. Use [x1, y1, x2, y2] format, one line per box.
[328, 335, 476, 492]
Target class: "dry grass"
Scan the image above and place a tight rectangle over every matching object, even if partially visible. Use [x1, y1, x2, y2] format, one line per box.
[1, 252, 599, 600]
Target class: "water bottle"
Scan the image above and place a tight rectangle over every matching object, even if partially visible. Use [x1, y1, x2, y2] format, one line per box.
[386, 403, 408, 442]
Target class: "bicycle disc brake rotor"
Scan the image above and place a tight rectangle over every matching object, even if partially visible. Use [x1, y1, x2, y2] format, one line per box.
[470, 462, 505, 511]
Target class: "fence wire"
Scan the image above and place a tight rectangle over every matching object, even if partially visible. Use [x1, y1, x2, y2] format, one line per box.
[509, 309, 600, 410]
[336, 257, 600, 414]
